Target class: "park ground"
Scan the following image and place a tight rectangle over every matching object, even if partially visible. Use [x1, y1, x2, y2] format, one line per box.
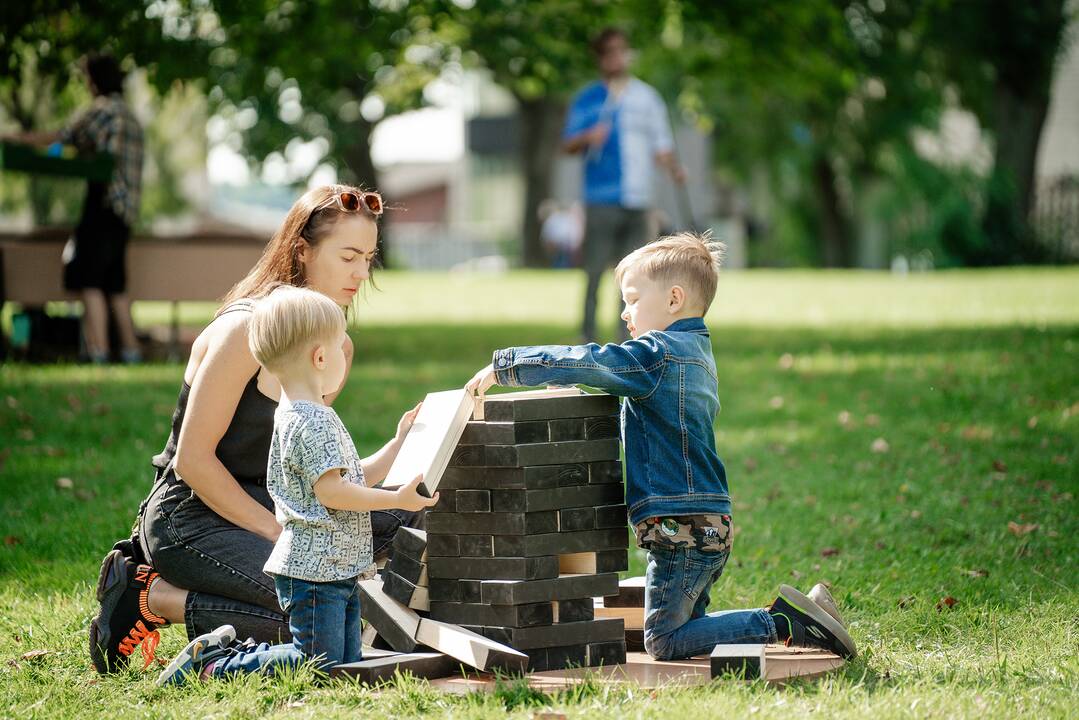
[1, 268, 1077, 718]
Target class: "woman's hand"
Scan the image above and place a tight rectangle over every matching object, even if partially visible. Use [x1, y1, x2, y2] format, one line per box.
[465, 364, 497, 397]
[394, 402, 422, 443]
[394, 474, 440, 512]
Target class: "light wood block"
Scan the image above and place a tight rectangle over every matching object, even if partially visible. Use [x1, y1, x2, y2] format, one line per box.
[415, 617, 528, 674]
[382, 389, 474, 497]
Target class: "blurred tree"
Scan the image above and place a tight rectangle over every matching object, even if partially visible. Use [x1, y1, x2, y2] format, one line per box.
[438, 0, 613, 266]
[927, 0, 1071, 264]
[192, 0, 446, 196]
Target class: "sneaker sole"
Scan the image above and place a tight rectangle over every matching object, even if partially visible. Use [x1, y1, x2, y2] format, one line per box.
[155, 625, 236, 687]
[89, 549, 129, 674]
[779, 584, 857, 658]
[808, 583, 847, 628]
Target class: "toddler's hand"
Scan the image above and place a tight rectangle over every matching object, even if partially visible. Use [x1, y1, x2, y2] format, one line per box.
[394, 473, 439, 512]
[395, 402, 422, 442]
[465, 364, 497, 397]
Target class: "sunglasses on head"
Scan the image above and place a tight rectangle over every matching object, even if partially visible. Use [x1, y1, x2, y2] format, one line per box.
[333, 189, 383, 216]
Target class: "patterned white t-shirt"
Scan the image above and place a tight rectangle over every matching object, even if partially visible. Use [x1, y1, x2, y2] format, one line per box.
[263, 401, 376, 582]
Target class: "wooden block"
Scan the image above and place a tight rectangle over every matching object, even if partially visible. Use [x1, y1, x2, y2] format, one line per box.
[455, 489, 491, 512]
[382, 389, 474, 497]
[440, 461, 622, 491]
[431, 488, 456, 512]
[491, 483, 624, 513]
[484, 439, 620, 468]
[330, 652, 459, 683]
[483, 393, 619, 422]
[544, 643, 588, 670]
[429, 601, 553, 628]
[587, 639, 627, 667]
[382, 569, 430, 611]
[493, 527, 627, 557]
[558, 549, 628, 574]
[428, 578, 482, 603]
[471, 618, 625, 650]
[603, 575, 646, 608]
[594, 504, 628, 529]
[589, 460, 623, 484]
[448, 445, 485, 467]
[357, 578, 421, 653]
[458, 534, 495, 557]
[480, 573, 619, 606]
[415, 617, 528, 673]
[552, 597, 594, 623]
[558, 506, 595, 531]
[427, 533, 460, 557]
[459, 420, 550, 445]
[427, 555, 560, 581]
[710, 644, 766, 679]
[391, 527, 427, 560]
[388, 552, 428, 586]
[593, 598, 644, 629]
[549, 416, 620, 441]
[361, 621, 379, 647]
[625, 629, 644, 652]
[426, 510, 558, 536]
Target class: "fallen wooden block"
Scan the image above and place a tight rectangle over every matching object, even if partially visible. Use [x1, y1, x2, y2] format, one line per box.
[711, 644, 845, 682]
[392, 527, 428, 560]
[593, 598, 643, 629]
[358, 578, 421, 653]
[330, 651, 459, 683]
[415, 617, 528, 674]
[382, 389, 474, 497]
[603, 576, 646, 608]
[382, 569, 430, 611]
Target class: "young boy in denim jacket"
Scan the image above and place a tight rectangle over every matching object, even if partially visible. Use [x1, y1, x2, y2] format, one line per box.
[156, 287, 438, 685]
[467, 233, 855, 661]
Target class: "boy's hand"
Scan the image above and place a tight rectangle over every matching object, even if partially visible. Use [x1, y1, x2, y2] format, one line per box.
[394, 473, 439, 512]
[394, 402, 422, 443]
[465, 364, 497, 397]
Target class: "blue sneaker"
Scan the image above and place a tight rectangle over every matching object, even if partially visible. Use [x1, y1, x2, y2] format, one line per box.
[155, 625, 236, 686]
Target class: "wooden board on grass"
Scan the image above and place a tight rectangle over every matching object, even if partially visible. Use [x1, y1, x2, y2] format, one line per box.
[382, 389, 474, 497]
[415, 617, 528, 674]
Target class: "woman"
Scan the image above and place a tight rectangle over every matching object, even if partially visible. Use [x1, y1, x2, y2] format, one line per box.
[89, 185, 424, 674]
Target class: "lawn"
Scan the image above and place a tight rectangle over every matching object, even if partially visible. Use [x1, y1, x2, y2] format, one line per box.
[1, 268, 1077, 718]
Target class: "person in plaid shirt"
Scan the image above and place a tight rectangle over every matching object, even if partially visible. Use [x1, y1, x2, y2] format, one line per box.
[7, 53, 144, 363]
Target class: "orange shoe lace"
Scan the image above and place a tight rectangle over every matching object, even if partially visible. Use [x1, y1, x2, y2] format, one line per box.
[118, 620, 162, 670]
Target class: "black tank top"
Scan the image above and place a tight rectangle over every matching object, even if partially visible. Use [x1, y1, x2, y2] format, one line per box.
[151, 300, 278, 485]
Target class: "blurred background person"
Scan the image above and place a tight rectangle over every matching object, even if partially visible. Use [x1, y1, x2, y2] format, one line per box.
[561, 26, 687, 342]
[539, 199, 584, 268]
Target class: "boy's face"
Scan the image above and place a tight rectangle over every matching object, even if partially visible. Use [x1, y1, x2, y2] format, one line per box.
[620, 268, 679, 338]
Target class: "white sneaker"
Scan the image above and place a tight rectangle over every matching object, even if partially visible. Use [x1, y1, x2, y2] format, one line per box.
[155, 624, 236, 686]
[808, 583, 847, 628]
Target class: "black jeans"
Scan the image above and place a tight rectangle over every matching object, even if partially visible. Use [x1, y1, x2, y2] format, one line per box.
[582, 204, 649, 342]
[131, 469, 422, 642]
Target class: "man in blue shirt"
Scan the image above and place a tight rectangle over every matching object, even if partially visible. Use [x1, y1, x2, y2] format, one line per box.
[562, 27, 686, 342]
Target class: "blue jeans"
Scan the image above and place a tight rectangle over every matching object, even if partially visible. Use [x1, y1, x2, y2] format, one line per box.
[211, 575, 361, 677]
[643, 545, 776, 660]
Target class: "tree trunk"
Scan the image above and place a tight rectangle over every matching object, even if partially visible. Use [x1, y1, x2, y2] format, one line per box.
[812, 154, 853, 267]
[981, 81, 1052, 263]
[516, 96, 566, 268]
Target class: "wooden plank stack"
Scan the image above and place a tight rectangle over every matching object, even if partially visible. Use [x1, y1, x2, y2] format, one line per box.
[425, 390, 629, 671]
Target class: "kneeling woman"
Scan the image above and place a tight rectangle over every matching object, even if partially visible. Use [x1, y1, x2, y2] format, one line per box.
[89, 185, 424, 673]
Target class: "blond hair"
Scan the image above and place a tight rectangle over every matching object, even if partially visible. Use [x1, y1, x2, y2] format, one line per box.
[615, 231, 726, 314]
[248, 286, 346, 371]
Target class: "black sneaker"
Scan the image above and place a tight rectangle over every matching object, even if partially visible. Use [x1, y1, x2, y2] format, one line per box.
[769, 584, 857, 658]
[89, 549, 168, 673]
[155, 624, 237, 687]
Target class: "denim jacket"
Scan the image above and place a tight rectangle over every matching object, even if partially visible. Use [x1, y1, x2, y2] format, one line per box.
[492, 317, 730, 525]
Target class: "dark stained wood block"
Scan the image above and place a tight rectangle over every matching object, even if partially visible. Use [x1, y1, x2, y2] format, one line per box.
[483, 393, 619, 422]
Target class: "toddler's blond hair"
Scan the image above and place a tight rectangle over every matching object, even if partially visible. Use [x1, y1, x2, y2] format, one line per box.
[615, 231, 726, 314]
[248, 286, 346, 371]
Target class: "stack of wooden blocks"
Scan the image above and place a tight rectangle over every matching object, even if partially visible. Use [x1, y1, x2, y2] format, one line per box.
[425, 391, 630, 671]
[380, 527, 430, 612]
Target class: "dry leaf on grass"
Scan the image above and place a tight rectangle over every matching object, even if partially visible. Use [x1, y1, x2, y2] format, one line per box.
[55, 477, 74, 490]
[820, 547, 840, 557]
[936, 596, 958, 611]
[1007, 521, 1039, 536]
[871, 437, 890, 453]
[962, 568, 989, 578]
[897, 595, 916, 608]
[21, 650, 48, 661]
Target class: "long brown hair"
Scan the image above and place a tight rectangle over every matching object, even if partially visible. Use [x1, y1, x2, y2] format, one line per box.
[218, 184, 379, 313]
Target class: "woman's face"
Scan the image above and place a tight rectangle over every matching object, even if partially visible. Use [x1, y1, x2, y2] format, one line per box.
[300, 214, 378, 307]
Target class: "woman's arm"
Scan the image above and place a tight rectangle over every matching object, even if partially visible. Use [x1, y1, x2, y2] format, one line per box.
[174, 317, 282, 542]
[314, 470, 438, 513]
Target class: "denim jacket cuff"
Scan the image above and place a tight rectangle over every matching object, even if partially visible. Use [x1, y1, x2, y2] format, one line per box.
[492, 348, 520, 386]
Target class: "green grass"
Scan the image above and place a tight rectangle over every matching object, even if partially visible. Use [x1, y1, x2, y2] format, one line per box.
[2, 268, 1077, 718]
